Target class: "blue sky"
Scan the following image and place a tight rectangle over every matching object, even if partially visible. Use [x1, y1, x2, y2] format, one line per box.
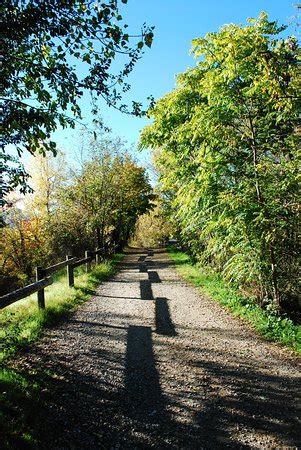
[52, 0, 298, 168]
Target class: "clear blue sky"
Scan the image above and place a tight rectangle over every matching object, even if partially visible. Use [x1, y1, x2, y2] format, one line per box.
[52, 0, 298, 167]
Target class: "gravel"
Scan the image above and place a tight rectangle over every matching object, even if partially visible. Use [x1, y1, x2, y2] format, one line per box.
[9, 248, 301, 449]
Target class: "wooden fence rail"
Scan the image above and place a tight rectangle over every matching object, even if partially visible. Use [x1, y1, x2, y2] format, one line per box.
[72, 255, 92, 269]
[0, 246, 106, 311]
[44, 257, 78, 276]
[0, 277, 53, 309]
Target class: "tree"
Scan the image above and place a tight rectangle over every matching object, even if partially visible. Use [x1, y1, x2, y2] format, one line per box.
[140, 13, 300, 310]
[1, 152, 66, 293]
[1, 210, 51, 293]
[130, 201, 172, 248]
[1, 0, 154, 196]
[24, 152, 67, 220]
[49, 134, 154, 256]
[109, 154, 155, 249]
[1, 130, 154, 293]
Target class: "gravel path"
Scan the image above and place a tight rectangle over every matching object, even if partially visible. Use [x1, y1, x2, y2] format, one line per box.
[10, 248, 300, 449]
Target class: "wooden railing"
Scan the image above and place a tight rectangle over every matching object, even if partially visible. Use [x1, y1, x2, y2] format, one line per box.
[0, 247, 105, 310]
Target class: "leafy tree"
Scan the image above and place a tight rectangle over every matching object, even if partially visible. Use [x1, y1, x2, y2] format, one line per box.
[1, 211, 51, 293]
[109, 154, 155, 249]
[140, 13, 300, 310]
[1, 152, 66, 293]
[48, 133, 154, 256]
[1, 0, 154, 196]
[1, 130, 154, 292]
[24, 152, 67, 220]
[130, 201, 172, 248]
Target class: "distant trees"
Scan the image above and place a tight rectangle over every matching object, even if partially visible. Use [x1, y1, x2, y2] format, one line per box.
[1, 131, 153, 294]
[1, 0, 154, 196]
[130, 202, 172, 248]
[140, 13, 300, 311]
[51, 140, 154, 255]
[1, 212, 50, 293]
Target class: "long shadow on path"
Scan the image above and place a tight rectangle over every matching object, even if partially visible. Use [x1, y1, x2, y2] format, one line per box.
[155, 297, 177, 336]
[140, 280, 154, 300]
[124, 326, 167, 423]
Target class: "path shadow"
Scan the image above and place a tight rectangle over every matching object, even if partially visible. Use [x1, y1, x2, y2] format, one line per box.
[140, 280, 153, 300]
[94, 294, 144, 301]
[190, 357, 301, 449]
[155, 297, 177, 336]
[139, 263, 147, 273]
[69, 319, 128, 332]
[124, 326, 167, 424]
[118, 262, 141, 270]
[125, 247, 149, 255]
[147, 259, 188, 269]
[3, 310, 300, 449]
[4, 248, 300, 449]
[148, 271, 161, 283]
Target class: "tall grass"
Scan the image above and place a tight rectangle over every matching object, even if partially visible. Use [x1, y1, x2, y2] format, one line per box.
[0, 254, 124, 364]
[168, 246, 300, 353]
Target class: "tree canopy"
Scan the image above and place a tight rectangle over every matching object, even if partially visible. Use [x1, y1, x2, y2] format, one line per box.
[140, 13, 300, 310]
[1, 131, 154, 293]
[1, 0, 154, 197]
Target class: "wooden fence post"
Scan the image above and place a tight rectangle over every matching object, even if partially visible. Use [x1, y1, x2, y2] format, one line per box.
[85, 250, 91, 273]
[36, 266, 46, 309]
[95, 248, 100, 265]
[66, 255, 74, 287]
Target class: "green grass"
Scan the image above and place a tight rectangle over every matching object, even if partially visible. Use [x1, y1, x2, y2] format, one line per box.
[0, 358, 67, 448]
[168, 246, 300, 354]
[0, 368, 40, 447]
[0, 254, 124, 364]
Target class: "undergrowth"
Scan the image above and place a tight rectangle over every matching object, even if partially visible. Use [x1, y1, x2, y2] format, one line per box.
[168, 246, 300, 354]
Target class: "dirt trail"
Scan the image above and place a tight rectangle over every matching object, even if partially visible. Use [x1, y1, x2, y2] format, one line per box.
[10, 248, 300, 449]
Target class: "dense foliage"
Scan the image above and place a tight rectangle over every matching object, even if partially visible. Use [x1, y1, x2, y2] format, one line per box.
[130, 202, 172, 247]
[1, 132, 153, 294]
[140, 14, 300, 314]
[1, 0, 154, 196]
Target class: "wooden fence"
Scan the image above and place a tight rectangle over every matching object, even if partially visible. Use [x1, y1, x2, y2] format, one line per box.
[0, 247, 105, 310]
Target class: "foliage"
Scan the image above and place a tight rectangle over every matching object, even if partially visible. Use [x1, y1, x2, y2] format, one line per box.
[168, 246, 300, 353]
[1, 130, 153, 293]
[0, 212, 52, 293]
[1, 153, 68, 293]
[24, 152, 67, 219]
[1, 0, 154, 195]
[130, 201, 173, 247]
[140, 13, 300, 313]
[50, 135, 154, 255]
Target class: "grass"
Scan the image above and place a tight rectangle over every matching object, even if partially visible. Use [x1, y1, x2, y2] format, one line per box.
[0, 253, 124, 448]
[0, 368, 41, 447]
[168, 246, 300, 354]
[0, 254, 124, 364]
[0, 356, 71, 447]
